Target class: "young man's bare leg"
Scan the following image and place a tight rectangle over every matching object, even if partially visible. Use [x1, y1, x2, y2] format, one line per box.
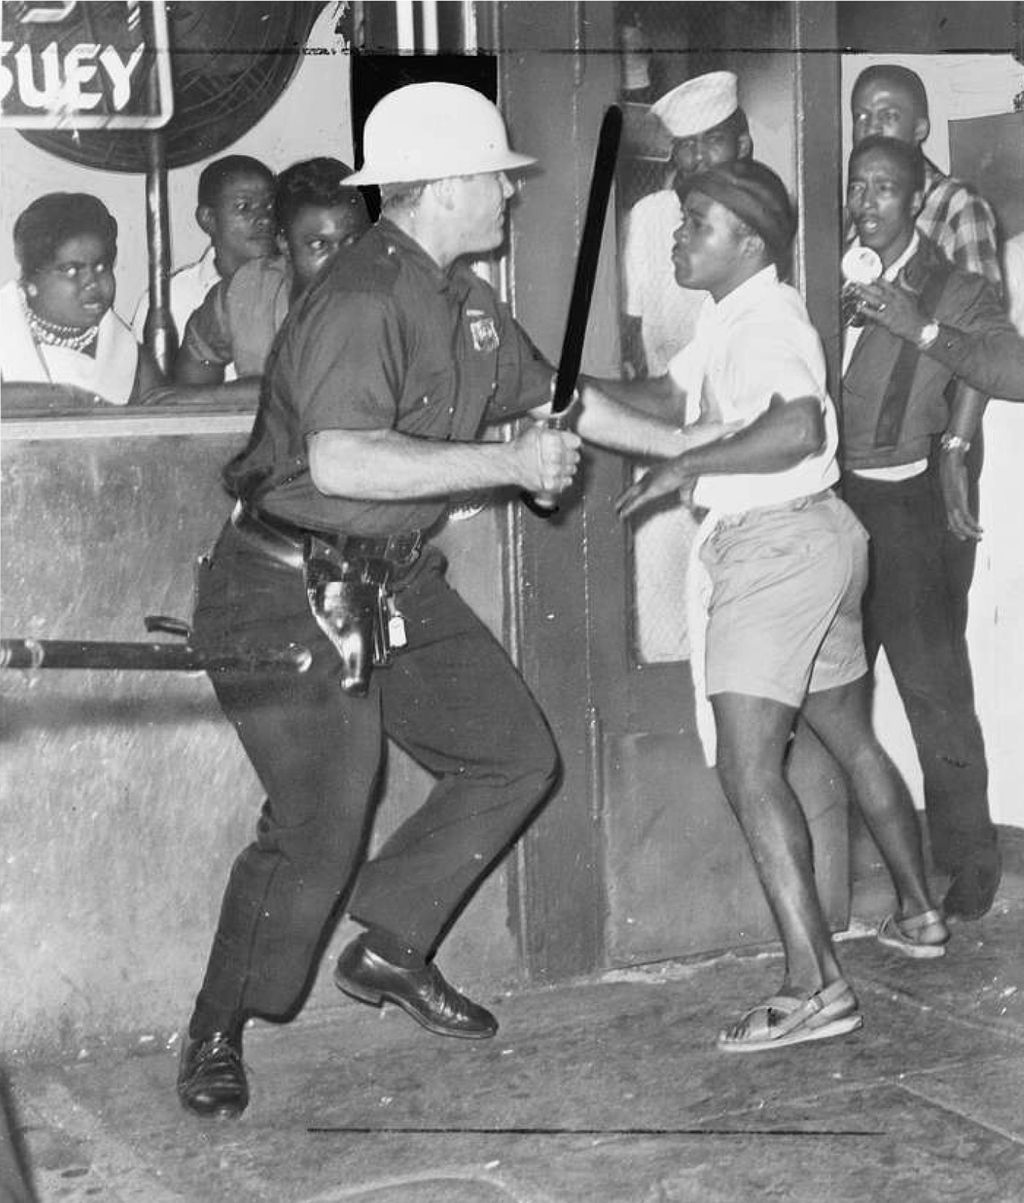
[712, 691, 845, 1001]
[801, 675, 946, 944]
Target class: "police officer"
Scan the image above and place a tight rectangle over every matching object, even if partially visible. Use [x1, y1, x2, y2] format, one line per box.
[176, 83, 583, 1120]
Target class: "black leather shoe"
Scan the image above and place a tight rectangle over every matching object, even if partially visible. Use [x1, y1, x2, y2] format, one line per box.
[943, 849, 1002, 921]
[334, 940, 498, 1039]
[177, 1030, 248, 1119]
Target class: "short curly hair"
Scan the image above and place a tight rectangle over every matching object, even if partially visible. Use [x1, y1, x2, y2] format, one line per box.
[849, 135, 925, 194]
[273, 157, 368, 234]
[196, 155, 273, 209]
[14, 193, 118, 279]
[852, 64, 929, 120]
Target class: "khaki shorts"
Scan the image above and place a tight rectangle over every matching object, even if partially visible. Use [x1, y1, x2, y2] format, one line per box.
[700, 492, 869, 707]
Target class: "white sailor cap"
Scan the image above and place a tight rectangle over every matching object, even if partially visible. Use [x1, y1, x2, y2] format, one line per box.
[651, 71, 739, 139]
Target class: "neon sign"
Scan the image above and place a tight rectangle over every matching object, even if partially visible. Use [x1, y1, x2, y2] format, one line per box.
[0, 0, 171, 129]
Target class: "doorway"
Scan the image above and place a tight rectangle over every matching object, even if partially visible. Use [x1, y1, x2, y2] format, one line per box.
[502, 1, 850, 981]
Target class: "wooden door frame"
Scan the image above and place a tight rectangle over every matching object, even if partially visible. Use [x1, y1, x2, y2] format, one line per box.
[497, 1, 621, 983]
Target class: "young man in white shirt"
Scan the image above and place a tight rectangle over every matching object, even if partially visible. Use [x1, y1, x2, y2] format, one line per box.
[584, 159, 948, 1053]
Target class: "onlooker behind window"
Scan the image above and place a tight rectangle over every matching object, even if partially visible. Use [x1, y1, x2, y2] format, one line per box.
[0, 192, 163, 412]
[131, 154, 276, 367]
[173, 158, 369, 404]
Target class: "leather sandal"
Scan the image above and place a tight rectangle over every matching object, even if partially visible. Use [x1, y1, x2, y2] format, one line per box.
[717, 979, 863, 1054]
[876, 908, 949, 959]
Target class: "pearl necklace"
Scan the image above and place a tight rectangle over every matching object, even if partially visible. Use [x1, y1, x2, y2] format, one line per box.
[22, 287, 99, 353]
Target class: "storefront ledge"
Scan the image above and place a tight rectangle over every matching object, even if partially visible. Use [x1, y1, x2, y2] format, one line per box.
[1, 407, 256, 441]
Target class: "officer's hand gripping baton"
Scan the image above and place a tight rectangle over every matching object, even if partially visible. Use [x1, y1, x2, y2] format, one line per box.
[523, 104, 623, 517]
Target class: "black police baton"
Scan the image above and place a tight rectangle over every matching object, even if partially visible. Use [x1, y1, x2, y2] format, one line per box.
[0, 615, 311, 674]
[522, 104, 623, 517]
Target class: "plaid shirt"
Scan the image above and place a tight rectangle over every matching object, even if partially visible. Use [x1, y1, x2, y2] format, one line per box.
[917, 160, 1003, 295]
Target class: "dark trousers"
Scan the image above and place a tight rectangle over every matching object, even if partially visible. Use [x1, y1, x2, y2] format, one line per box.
[188, 524, 559, 1032]
[842, 467, 995, 873]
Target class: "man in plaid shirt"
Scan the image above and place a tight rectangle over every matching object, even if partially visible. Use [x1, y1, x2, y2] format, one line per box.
[916, 169, 1003, 294]
[850, 63, 1002, 292]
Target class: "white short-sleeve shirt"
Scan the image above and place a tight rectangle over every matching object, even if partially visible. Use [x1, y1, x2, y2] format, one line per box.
[132, 245, 237, 381]
[668, 265, 839, 514]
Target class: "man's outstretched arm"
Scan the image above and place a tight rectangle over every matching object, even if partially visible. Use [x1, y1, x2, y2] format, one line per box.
[616, 393, 825, 519]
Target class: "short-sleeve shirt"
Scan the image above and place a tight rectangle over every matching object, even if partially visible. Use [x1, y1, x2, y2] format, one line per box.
[229, 219, 554, 536]
[132, 244, 217, 340]
[667, 265, 839, 514]
[132, 244, 238, 381]
[622, 189, 706, 375]
[182, 257, 291, 378]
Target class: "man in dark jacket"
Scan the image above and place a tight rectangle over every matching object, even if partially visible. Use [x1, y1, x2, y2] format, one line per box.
[841, 135, 1004, 920]
[848, 272, 1024, 401]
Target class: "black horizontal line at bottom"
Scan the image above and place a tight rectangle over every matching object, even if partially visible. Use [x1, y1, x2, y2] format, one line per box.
[306, 1126, 884, 1137]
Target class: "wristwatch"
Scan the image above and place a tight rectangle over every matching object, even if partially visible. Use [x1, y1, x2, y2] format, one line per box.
[939, 432, 971, 454]
[917, 320, 940, 350]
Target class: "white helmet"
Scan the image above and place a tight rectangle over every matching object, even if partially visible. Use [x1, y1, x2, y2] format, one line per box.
[346, 82, 537, 186]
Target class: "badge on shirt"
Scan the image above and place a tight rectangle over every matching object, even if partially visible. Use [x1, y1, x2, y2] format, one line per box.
[467, 309, 499, 353]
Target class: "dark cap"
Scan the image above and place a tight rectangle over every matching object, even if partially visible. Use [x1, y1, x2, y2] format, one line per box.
[676, 159, 796, 260]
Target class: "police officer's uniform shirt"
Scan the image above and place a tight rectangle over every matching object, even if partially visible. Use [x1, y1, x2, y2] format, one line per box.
[232, 220, 553, 536]
[667, 264, 839, 515]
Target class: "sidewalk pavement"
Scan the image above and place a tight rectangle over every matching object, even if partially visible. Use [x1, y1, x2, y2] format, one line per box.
[7, 831, 1024, 1203]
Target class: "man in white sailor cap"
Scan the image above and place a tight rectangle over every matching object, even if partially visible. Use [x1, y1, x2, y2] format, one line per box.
[622, 70, 752, 380]
[620, 71, 753, 664]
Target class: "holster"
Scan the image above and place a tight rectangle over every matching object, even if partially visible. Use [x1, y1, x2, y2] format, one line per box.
[303, 536, 399, 696]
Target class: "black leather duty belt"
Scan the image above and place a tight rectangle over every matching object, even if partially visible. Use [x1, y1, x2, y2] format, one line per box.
[230, 501, 423, 571]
